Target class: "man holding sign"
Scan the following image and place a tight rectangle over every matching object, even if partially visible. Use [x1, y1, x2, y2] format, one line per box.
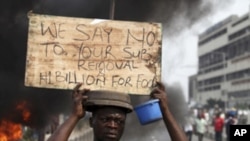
[26, 13, 183, 141]
[47, 82, 188, 141]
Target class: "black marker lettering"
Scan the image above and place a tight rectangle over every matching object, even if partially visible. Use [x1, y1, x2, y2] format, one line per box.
[74, 24, 90, 41]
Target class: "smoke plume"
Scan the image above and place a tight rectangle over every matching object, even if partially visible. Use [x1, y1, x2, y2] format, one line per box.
[0, 0, 230, 130]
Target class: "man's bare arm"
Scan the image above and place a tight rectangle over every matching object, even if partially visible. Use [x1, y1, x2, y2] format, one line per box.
[151, 82, 188, 141]
[47, 83, 89, 141]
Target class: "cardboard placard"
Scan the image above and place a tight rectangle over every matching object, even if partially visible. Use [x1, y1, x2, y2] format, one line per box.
[25, 13, 162, 94]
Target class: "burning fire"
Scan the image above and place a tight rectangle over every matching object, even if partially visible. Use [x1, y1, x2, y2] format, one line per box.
[0, 120, 22, 141]
[0, 100, 31, 141]
[15, 101, 31, 122]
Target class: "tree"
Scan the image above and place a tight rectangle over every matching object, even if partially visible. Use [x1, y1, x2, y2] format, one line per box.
[206, 98, 225, 109]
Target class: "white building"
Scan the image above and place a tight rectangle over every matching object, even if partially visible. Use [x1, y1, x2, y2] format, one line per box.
[196, 10, 250, 108]
[188, 74, 198, 102]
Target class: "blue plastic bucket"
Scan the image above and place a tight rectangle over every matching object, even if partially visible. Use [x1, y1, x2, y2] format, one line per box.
[134, 99, 163, 125]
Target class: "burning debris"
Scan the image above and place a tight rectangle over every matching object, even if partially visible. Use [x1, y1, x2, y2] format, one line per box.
[0, 100, 31, 141]
[0, 120, 22, 141]
[15, 101, 31, 123]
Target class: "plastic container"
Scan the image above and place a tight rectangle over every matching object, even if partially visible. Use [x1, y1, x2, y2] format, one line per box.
[134, 99, 163, 125]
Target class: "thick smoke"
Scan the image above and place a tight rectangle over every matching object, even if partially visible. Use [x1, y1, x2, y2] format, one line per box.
[0, 0, 230, 130]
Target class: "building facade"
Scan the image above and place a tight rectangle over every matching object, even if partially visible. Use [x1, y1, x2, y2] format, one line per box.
[196, 10, 250, 109]
[188, 74, 198, 102]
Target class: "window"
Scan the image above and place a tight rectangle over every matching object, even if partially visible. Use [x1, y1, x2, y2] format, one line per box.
[228, 26, 250, 40]
[232, 15, 249, 27]
[226, 68, 250, 81]
[229, 90, 250, 98]
[199, 75, 224, 87]
[199, 85, 221, 92]
[199, 28, 227, 46]
[226, 35, 250, 60]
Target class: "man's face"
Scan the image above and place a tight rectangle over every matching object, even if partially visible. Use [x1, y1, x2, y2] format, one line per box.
[91, 107, 127, 141]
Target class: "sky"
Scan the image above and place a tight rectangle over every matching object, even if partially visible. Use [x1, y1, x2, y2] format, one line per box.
[162, 0, 250, 101]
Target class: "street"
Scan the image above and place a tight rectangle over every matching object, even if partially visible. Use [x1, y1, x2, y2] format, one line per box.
[192, 135, 212, 141]
[191, 125, 227, 141]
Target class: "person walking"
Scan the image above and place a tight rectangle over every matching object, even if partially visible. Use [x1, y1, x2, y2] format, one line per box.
[183, 117, 194, 141]
[225, 112, 237, 141]
[194, 112, 208, 141]
[213, 112, 224, 141]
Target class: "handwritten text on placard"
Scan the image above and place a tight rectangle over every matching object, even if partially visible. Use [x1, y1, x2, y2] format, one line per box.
[25, 13, 162, 94]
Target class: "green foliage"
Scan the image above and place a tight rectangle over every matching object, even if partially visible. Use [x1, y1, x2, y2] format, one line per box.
[205, 98, 225, 109]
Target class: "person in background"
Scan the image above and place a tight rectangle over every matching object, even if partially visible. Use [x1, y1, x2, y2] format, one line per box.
[47, 82, 188, 141]
[194, 112, 208, 141]
[213, 112, 224, 141]
[183, 116, 194, 141]
[225, 112, 236, 141]
[202, 109, 210, 124]
[238, 111, 248, 125]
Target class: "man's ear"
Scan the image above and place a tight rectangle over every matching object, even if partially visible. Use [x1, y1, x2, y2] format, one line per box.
[89, 117, 93, 128]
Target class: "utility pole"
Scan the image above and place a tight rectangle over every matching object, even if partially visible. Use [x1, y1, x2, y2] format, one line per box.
[109, 0, 116, 20]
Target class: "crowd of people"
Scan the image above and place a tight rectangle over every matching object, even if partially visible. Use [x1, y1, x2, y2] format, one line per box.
[183, 105, 249, 141]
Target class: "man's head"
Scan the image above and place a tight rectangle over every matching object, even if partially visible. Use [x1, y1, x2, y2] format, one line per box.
[89, 106, 127, 141]
[197, 112, 203, 119]
[85, 90, 133, 141]
[216, 112, 221, 118]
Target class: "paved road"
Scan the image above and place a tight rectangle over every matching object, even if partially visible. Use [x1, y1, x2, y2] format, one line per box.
[191, 125, 227, 141]
[192, 135, 213, 141]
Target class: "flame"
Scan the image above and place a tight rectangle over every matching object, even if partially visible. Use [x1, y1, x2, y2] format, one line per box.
[0, 100, 32, 141]
[15, 100, 31, 122]
[0, 120, 22, 141]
